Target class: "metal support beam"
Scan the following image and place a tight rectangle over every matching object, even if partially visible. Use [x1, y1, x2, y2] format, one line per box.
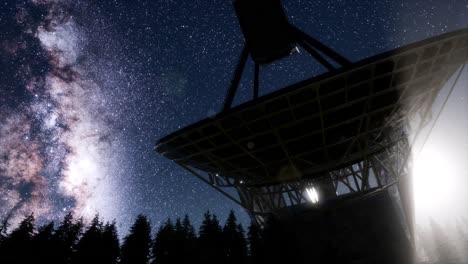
[176, 161, 244, 207]
[290, 25, 352, 67]
[223, 45, 250, 112]
[222, 28, 352, 112]
[298, 40, 336, 71]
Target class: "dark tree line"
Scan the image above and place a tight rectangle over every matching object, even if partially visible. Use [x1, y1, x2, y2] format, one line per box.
[0, 213, 119, 264]
[2, 211, 467, 264]
[0, 210, 266, 264]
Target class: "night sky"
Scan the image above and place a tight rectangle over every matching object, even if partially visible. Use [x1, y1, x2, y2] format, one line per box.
[1, 0, 467, 233]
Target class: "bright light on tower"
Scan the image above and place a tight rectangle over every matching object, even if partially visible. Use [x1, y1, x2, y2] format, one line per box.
[306, 187, 319, 204]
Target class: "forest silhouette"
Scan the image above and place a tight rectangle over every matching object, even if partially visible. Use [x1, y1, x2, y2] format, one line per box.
[0, 210, 467, 264]
[0, 210, 256, 264]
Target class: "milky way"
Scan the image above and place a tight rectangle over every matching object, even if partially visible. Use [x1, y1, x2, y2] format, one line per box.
[0, 0, 120, 225]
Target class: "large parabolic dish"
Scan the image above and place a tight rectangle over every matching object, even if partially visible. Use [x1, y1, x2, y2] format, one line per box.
[156, 28, 468, 226]
[156, 29, 467, 191]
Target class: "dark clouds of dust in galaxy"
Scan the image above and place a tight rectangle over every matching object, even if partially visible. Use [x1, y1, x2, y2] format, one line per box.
[0, 0, 123, 225]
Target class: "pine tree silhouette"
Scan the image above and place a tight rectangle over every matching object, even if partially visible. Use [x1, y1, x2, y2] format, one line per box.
[198, 212, 210, 264]
[102, 221, 120, 264]
[223, 210, 247, 264]
[247, 221, 264, 264]
[121, 214, 152, 264]
[74, 214, 104, 264]
[173, 217, 187, 263]
[0, 214, 35, 264]
[0, 218, 9, 243]
[51, 212, 84, 264]
[152, 218, 176, 264]
[237, 223, 248, 263]
[198, 211, 224, 264]
[0, 217, 10, 256]
[181, 214, 197, 262]
[212, 213, 224, 261]
[182, 214, 196, 240]
[32, 222, 55, 263]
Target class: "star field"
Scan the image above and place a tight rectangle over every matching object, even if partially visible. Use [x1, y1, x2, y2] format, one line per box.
[0, 0, 467, 233]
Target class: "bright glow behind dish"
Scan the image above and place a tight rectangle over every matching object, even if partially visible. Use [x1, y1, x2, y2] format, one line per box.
[411, 63, 468, 224]
[413, 148, 458, 217]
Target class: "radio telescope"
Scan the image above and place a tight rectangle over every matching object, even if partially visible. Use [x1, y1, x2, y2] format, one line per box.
[156, 0, 468, 262]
